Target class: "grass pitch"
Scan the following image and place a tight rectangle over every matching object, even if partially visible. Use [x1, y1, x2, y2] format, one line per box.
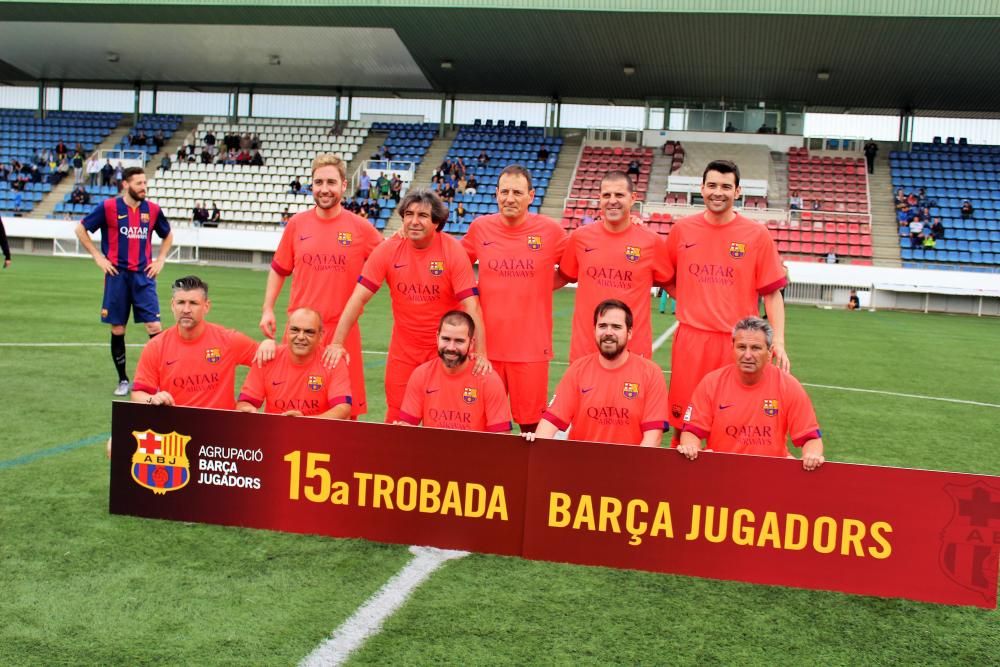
[0, 255, 997, 665]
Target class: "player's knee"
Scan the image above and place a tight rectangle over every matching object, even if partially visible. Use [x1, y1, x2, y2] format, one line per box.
[144, 322, 162, 335]
[110, 324, 126, 335]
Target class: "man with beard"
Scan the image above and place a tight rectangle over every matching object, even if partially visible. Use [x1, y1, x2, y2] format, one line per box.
[524, 300, 668, 446]
[397, 311, 511, 433]
[559, 171, 669, 363]
[677, 317, 824, 470]
[237, 308, 351, 419]
[76, 167, 173, 395]
[259, 154, 382, 418]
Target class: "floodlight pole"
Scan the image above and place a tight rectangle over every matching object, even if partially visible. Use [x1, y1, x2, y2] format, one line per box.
[37, 80, 46, 120]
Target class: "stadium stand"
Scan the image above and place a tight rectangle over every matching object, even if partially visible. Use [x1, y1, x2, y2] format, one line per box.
[768, 212, 873, 263]
[371, 121, 437, 165]
[114, 114, 183, 162]
[787, 147, 869, 215]
[435, 120, 561, 235]
[146, 117, 369, 226]
[0, 109, 119, 215]
[890, 141, 1000, 271]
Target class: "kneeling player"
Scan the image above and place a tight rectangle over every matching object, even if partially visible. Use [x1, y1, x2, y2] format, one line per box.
[397, 311, 512, 433]
[677, 316, 824, 470]
[237, 308, 351, 419]
[527, 299, 669, 446]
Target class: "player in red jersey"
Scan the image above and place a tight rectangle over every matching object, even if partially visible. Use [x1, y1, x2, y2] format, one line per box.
[131, 275, 273, 409]
[76, 167, 173, 396]
[559, 171, 668, 363]
[326, 189, 488, 423]
[237, 308, 351, 418]
[461, 165, 567, 432]
[677, 317, 824, 470]
[661, 160, 788, 440]
[526, 300, 669, 446]
[398, 311, 511, 433]
[259, 154, 382, 418]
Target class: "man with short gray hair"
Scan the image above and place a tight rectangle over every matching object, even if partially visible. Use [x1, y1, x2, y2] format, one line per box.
[677, 316, 824, 470]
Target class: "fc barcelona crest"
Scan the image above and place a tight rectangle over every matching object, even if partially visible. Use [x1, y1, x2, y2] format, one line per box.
[140, 212, 150, 223]
[527, 235, 542, 251]
[430, 260, 445, 276]
[939, 482, 1000, 603]
[205, 347, 221, 364]
[308, 375, 324, 391]
[763, 399, 779, 416]
[729, 242, 746, 259]
[338, 231, 352, 246]
[130, 429, 191, 495]
[623, 382, 639, 399]
[625, 246, 641, 263]
[463, 387, 478, 404]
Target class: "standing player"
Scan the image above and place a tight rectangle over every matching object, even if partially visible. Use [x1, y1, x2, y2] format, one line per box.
[661, 160, 788, 440]
[326, 189, 488, 423]
[526, 300, 669, 447]
[259, 154, 382, 419]
[398, 311, 512, 433]
[461, 165, 567, 432]
[75, 167, 173, 395]
[237, 308, 351, 419]
[130, 275, 273, 408]
[677, 317, 824, 470]
[559, 171, 668, 363]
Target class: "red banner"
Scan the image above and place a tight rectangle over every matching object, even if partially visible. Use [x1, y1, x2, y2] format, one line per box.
[109, 402, 1000, 608]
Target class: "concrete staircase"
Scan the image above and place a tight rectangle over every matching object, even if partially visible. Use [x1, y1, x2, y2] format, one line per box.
[867, 150, 902, 267]
[378, 128, 457, 235]
[646, 147, 675, 205]
[146, 116, 203, 181]
[33, 118, 136, 219]
[768, 151, 788, 208]
[539, 130, 584, 221]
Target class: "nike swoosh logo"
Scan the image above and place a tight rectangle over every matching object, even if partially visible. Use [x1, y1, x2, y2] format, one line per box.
[581, 387, 595, 394]
[719, 404, 734, 410]
[165, 360, 178, 366]
[583, 247, 597, 253]
[299, 235, 312, 241]
[117, 214, 128, 220]
[482, 241, 496, 246]
[426, 388, 440, 394]
[684, 243, 697, 249]
[272, 381, 285, 386]
[394, 263, 407, 269]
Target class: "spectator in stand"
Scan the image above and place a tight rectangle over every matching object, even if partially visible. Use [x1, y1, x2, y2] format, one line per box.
[250, 150, 264, 167]
[465, 175, 478, 195]
[477, 149, 490, 166]
[11, 179, 24, 211]
[377, 174, 390, 200]
[455, 202, 467, 223]
[930, 217, 945, 240]
[113, 162, 124, 188]
[922, 233, 936, 250]
[192, 202, 209, 227]
[847, 290, 860, 310]
[290, 177, 302, 194]
[153, 130, 165, 151]
[455, 157, 467, 177]
[810, 199, 821, 211]
[382, 146, 394, 161]
[824, 248, 839, 264]
[725, 121, 737, 133]
[86, 154, 100, 188]
[358, 171, 370, 199]
[70, 185, 91, 206]
[204, 130, 216, 147]
[909, 217, 925, 248]
[236, 149, 251, 165]
[55, 140, 68, 160]
[371, 146, 383, 160]
[357, 200, 369, 219]
[29, 164, 42, 184]
[72, 150, 85, 184]
[240, 133, 252, 151]
[280, 207, 291, 226]
[906, 191, 919, 207]
[100, 159, 114, 187]
[894, 188, 907, 209]
[627, 159, 641, 178]
[56, 156, 71, 180]
[200, 148, 213, 164]
[960, 200, 974, 219]
[135, 130, 148, 147]
[440, 181, 456, 203]
[863, 139, 878, 174]
[789, 190, 803, 210]
[368, 197, 381, 221]
[210, 202, 221, 225]
[537, 146, 549, 161]
[916, 187, 928, 206]
[390, 174, 402, 202]
[250, 133, 261, 151]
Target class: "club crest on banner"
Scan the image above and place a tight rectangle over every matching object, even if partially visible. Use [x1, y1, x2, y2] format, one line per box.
[527, 235, 542, 251]
[623, 382, 639, 399]
[463, 387, 478, 404]
[337, 231, 352, 246]
[730, 242, 746, 259]
[130, 429, 191, 495]
[308, 375, 324, 391]
[940, 482, 1000, 603]
[763, 399, 779, 416]
[625, 246, 641, 263]
[430, 260, 444, 276]
[204, 347, 221, 364]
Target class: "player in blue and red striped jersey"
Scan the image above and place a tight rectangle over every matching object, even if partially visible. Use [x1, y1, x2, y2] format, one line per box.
[75, 167, 173, 395]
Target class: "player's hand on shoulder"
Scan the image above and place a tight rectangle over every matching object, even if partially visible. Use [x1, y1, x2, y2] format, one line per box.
[771, 343, 791, 372]
[254, 338, 277, 367]
[259, 309, 277, 339]
[323, 343, 348, 369]
[470, 353, 492, 375]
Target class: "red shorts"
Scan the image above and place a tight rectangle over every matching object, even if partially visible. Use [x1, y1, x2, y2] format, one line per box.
[317, 321, 367, 418]
[668, 324, 731, 439]
[383, 347, 436, 423]
[492, 360, 549, 427]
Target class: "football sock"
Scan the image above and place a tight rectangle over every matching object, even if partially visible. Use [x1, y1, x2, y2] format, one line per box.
[111, 332, 128, 382]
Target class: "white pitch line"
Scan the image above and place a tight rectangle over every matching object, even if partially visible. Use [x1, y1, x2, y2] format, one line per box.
[800, 382, 1000, 408]
[300, 546, 468, 667]
[651, 321, 680, 351]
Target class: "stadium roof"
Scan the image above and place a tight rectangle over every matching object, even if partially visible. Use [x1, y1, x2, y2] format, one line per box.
[2, 1, 1000, 116]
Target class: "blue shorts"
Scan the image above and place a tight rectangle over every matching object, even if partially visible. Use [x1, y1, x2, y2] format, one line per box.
[101, 270, 161, 325]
